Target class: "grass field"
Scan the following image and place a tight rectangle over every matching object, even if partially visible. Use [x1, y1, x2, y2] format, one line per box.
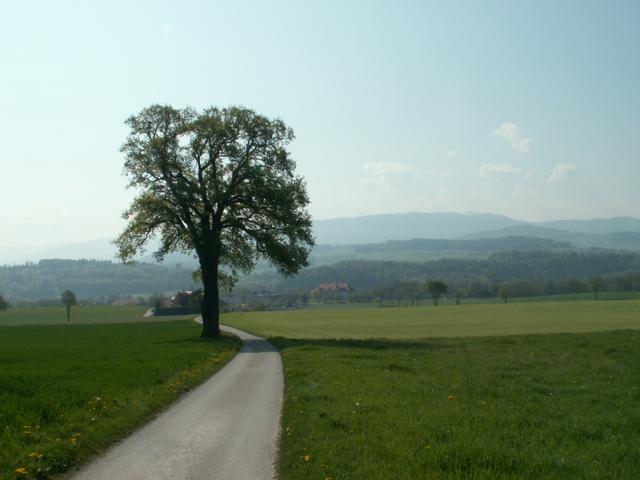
[0, 306, 194, 326]
[508, 291, 640, 303]
[223, 299, 640, 339]
[225, 300, 640, 479]
[274, 330, 640, 479]
[0, 320, 240, 480]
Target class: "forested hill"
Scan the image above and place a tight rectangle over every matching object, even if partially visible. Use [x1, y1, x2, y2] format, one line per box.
[3, 251, 640, 301]
[0, 259, 199, 300]
[242, 250, 640, 292]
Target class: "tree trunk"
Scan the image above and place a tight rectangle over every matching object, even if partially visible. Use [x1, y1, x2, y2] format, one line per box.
[66, 305, 70, 322]
[200, 258, 220, 337]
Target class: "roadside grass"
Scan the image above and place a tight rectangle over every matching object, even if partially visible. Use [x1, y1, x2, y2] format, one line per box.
[223, 299, 640, 339]
[0, 320, 240, 480]
[0, 306, 193, 326]
[274, 330, 640, 479]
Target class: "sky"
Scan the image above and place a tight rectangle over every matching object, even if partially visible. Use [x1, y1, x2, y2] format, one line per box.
[1, 0, 639, 251]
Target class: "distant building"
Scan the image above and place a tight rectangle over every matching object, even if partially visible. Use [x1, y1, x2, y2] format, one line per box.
[311, 282, 353, 302]
[312, 282, 353, 293]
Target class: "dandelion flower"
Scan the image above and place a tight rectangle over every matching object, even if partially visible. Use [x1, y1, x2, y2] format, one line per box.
[15, 467, 28, 476]
[304, 455, 311, 462]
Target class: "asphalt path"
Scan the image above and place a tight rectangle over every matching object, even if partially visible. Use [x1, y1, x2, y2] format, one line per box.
[70, 324, 283, 480]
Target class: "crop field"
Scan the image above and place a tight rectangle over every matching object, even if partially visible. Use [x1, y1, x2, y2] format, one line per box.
[224, 300, 640, 479]
[0, 306, 193, 326]
[0, 320, 240, 479]
[223, 299, 640, 339]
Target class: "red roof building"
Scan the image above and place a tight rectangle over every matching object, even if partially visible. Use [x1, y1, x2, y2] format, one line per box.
[311, 282, 353, 294]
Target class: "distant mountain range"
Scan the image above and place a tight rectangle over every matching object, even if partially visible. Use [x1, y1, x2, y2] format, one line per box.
[462, 225, 640, 250]
[2, 212, 640, 265]
[314, 212, 640, 245]
[313, 212, 523, 244]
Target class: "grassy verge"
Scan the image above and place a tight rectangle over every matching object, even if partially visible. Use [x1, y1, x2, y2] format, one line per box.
[0, 320, 240, 480]
[223, 299, 640, 339]
[274, 330, 640, 479]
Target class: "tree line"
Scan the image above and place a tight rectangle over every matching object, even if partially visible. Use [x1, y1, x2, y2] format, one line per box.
[2, 251, 640, 305]
[0, 259, 200, 300]
[226, 272, 638, 312]
[240, 250, 640, 293]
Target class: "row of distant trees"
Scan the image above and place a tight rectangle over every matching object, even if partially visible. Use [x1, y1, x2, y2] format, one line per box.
[356, 273, 637, 304]
[497, 275, 607, 302]
[228, 272, 637, 311]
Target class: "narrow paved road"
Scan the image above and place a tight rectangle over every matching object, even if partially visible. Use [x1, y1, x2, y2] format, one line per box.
[71, 325, 283, 480]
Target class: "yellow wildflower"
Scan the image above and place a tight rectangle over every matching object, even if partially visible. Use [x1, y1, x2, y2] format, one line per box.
[15, 467, 28, 476]
[303, 455, 311, 462]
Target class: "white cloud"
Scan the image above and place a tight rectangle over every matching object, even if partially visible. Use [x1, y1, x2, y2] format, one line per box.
[548, 163, 577, 183]
[492, 122, 532, 154]
[479, 163, 520, 177]
[359, 161, 415, 190]
[160, 23, 175, 37]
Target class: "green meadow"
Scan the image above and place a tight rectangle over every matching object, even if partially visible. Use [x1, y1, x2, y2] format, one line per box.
[0, 320, 240, 480]
[224, 300, 640, 479]
[223, 299, 640, 339]
[0, 306, 194, 326]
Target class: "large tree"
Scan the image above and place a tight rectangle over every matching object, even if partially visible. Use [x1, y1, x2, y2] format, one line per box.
[115, 105, 314, 337]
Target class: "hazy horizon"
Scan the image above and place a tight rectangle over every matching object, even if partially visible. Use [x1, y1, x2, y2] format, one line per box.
[2, 1, 639, 251]
[2, 210, 640, 266]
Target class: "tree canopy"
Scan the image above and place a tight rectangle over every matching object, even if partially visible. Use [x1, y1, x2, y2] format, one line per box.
[115, 105, 314, 336]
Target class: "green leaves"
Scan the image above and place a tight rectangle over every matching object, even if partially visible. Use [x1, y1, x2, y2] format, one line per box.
[116, 104, 314, 276]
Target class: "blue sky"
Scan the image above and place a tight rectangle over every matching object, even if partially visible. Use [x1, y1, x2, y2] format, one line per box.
[1, 0, 639, 249]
